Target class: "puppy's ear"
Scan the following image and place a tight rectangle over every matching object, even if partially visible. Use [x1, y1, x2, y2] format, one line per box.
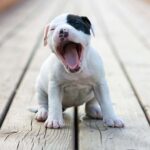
[44, 24, 50, 46]
[81, 16, 95, 36]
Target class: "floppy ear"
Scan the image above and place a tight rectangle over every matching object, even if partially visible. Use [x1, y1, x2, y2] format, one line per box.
[81, 16, 95, 36]
[44, 24, 50, 46]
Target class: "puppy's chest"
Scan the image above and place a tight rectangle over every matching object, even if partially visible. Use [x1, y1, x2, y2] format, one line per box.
[62, 83, 94, 107]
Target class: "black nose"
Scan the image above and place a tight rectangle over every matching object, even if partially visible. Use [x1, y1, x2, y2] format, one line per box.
[60, 29, 64, 34]
[59, 29, 69, 38]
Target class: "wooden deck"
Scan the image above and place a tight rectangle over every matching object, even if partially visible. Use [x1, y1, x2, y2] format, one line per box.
[0, 0, 150, 149]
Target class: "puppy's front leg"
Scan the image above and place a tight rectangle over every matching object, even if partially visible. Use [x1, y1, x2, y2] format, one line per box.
[94, 79, 124, 128]
[45, 81, 64, 129]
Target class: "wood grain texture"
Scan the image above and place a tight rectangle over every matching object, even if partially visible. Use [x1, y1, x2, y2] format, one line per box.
[0, 0, 43, 43]
[101, 0, 150, 123]
[0, 68, 74, 149]
[0, 1, 76, 149]
[0, 0, 60, 124]
[0, 30, 74, 150]
[78, 0, 150, 149]
[0, 0, 150, 149]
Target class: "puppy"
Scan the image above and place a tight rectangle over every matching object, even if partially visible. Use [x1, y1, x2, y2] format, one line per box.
[34, 14, 124, 129]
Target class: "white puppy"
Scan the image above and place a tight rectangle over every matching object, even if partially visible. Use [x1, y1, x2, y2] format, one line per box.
[34, 14, 124, 129]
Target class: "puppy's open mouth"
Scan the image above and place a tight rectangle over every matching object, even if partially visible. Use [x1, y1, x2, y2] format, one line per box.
[57, 41, 83, 73]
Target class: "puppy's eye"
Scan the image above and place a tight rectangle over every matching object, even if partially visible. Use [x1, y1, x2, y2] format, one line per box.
[50, 28, 55, 31]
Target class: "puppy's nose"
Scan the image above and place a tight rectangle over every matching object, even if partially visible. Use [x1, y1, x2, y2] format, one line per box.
[59, 28, 69, 38]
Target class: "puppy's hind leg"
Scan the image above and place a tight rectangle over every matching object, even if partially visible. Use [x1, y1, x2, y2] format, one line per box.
[35, 91, 48, 122]
[85, 98, 102, 119]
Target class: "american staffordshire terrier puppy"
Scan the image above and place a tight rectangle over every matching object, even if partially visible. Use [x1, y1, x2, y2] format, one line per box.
[33, 14, 124, 129]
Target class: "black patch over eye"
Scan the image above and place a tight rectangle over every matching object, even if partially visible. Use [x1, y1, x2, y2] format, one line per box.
[67, 14, 91, 35]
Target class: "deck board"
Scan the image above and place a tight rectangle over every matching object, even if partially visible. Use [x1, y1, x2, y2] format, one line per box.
[110, 0, 150, 122]
[79, 0, 150, 149]
[0, 0, 76, 149]
[0, 0, 43, 44]
[0, 0, 62, 125]
[101, 0, 150, 123]
[0, 29, 74, 150]
[0, 0, 150, 149]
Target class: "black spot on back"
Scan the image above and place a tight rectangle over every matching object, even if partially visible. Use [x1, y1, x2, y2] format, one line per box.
[67, 14, 91, 35]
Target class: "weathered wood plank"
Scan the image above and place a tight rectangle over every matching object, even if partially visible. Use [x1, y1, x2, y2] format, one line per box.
[0, 0, 43, 43]
[101, 0, 150, 123]
[106, 0, 150, 48]
[1, 0, 150, 149]
[0, 65, 74, 149]
[78, 0, 150, 149]
[0, 1, 76, 149]
[0, 24, 74, 150]
[0, 0, 64, 124]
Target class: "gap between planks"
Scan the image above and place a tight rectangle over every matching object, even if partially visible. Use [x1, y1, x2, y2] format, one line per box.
[89, 0, 150, 126]
[106, 0, 150, 123]
[78, 0, 150, 149]
[0, 0, 68, 127]
[0, 31, 42, 127]
[0, 0, 56, 122]
[0, 0, 51, 127]
[0, 0, 80, 149]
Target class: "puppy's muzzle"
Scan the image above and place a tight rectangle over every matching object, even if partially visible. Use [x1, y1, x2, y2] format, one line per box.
[59, 28, 69, 41]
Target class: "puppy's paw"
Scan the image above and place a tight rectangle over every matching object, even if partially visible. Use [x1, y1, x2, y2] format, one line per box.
[103, 117, 124, 128]
[86, 104, 102, 119]
[35, 108, 48, 122]
[44, 118, 64, 129]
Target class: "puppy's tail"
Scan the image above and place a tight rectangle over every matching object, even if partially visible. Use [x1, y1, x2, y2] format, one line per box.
[27, 107, 38, 113]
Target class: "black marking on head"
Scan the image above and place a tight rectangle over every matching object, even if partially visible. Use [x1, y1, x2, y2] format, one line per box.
[67, 14, 91, 35]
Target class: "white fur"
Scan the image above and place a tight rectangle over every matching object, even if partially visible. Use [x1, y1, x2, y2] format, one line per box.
[34, 14, 124, 128]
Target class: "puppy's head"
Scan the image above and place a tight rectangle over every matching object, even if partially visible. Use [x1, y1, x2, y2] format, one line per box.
[44, 13, 93, 73]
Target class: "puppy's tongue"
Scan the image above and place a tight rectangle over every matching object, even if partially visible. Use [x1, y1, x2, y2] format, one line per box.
[63, 43, 79, 69]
